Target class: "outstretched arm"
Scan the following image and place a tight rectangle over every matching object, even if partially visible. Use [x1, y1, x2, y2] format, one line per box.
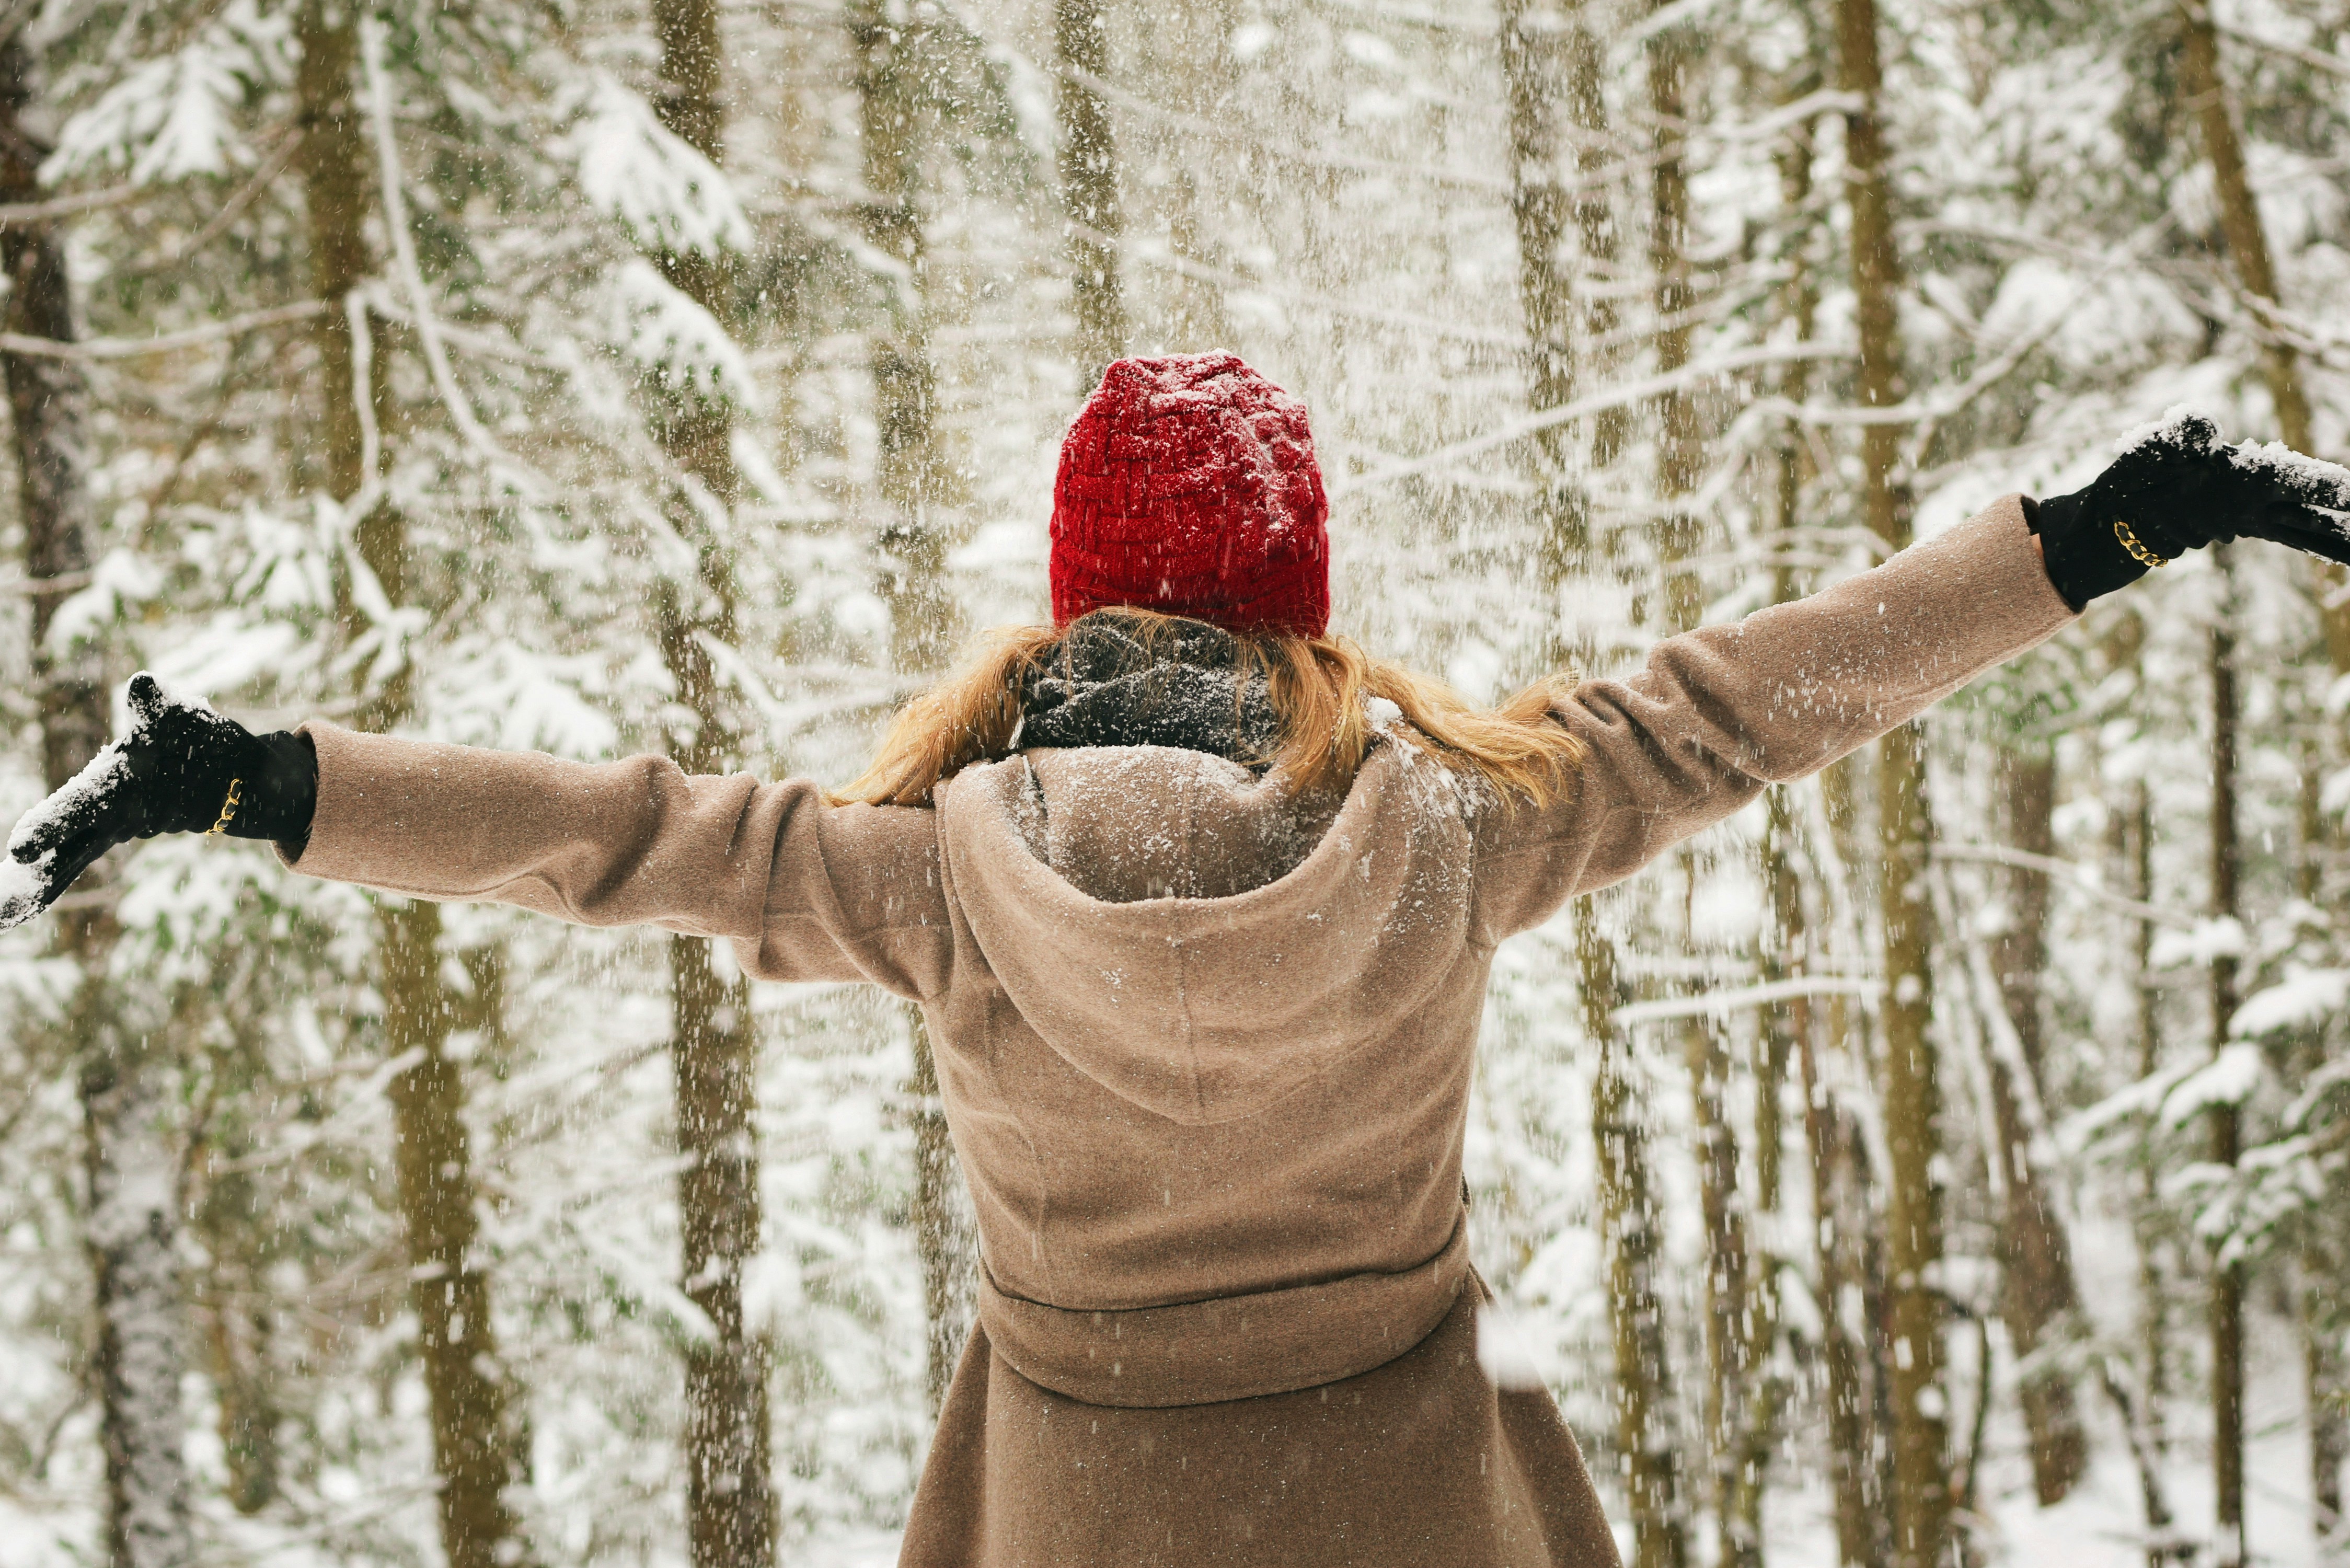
[285, 725, 954, 997]
[1479, 408, 2350, 941]
[1474, 497, 2072, 939]
[2, 683, 953, 999]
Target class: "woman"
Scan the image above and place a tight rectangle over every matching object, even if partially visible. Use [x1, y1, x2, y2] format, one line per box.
[9, 354, 2349, 1566]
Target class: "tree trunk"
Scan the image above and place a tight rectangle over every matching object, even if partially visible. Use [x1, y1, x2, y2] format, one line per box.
[2293, 746, 2348, 1537]
[298, 13, 528, 1566]
[1561, 11, 1628, 467]
[1988, 752, 2087, 1505]
[295, 0, 374, 510]
[849, 0, 977, 1415]
[1684, 994, 1757, 1568]
[2305, 1278, 2346, 1541]
[1580, 905, 1690, 1568]
[381, 903, 527, 1568]
[853, 0, 957, 676]
[1644, 19, 1750, 1552]
[2129, 769, 2167, 1462]
[1834, 3, 1946, 1563]
[0, 33, 195, 1568]
[671, 936, 772, 1568]
[1055, 0, 1127, 380]
[1644, 10, 1705, 632]
[644, 1, 776, 1560]
[2178, 22, 2350, 1519]
[906, 1008, 975, 1414]
[1500, 17, 1683, 1562]
[1499, 0, 1587, 562]
[2175, 3, 2349, 671]
[2207, 549, 2247, 1568]
[1756, 120, 1821, 1562]
[1800, 1000, 1892, 1568]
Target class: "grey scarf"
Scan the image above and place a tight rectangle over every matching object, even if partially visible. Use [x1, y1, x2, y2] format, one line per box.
[1018, 618, 1281, 765]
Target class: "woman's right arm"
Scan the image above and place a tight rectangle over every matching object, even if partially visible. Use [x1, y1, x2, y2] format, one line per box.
[288, 724, 955, 998]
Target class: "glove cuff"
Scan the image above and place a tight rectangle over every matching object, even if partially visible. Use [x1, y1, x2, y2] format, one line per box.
[224, 731, 318, 856]
[2026, 488, 2149, 611]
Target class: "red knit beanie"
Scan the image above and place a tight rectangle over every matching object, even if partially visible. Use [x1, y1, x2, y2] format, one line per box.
[1050, 353, 1331, 637]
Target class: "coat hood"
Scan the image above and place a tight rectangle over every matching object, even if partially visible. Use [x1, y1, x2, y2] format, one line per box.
[933, 739, 1481, 1127]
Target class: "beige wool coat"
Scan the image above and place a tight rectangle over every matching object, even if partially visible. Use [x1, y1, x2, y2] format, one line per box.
[284, 499, 2076, 1566]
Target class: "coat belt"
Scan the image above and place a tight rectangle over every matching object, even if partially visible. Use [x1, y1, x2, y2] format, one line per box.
[973, 1210, 1471, 1409]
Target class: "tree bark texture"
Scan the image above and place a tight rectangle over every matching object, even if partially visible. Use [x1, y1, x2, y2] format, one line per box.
[1498, 0, 1576, 482]
[1497, 0, 1614, 598]
[1800, 996, 1890, 1568]
[0, 34, 195, 1568]
[1685, 996, 1759, 1568]
[2129, 770, 2168, 1463]
[382, 902, 527, 1568]
[1756, 138, 1821, 1565]
[849, 1, 978, 1414]
[1498, 0, 1596, 581]
[2175, 4, 2350, 671]
[2207, 554, 2247, 1568]
[1561, 10, 1627, 467]
[2294, 750, 2349, 1537]
[77, 1030, 195, 1568]
[1579, 903, 1689, 1568]
[906, 1007, 976, 1415]
[1055, 0, 1128, 381]
[299, 16, 529, 1568]
[1646, 27, 1747, 1536]
[1644, 9, 1704, 632]
[295, 0, 374, 510]
[1502, 22, 1683, 1561]
[2306, 1274, 2347, 1541]
[1834, 4, 1945, 1562]
[645, 0, 777, 1561]
[672, 937, 774, 1568]
[1989, 752, 2087, 1505]
[853, 0, 958, 676]
[2175, 43, 2350, 1522]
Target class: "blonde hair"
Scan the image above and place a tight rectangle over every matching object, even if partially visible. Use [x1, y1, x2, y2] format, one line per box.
[835, 607, 1584, 809]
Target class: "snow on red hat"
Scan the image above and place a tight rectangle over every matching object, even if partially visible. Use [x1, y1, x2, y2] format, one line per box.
[1050, 353, 1331, 637]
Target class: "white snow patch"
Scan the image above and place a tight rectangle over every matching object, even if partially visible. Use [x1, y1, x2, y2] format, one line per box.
[1230, 21, 1275, 61]
[2110, 402, 2216, 457]
[2159, 1042, 2265, 1128]
[2066, 1058, 2202, 1148]
[571, 74, 752, 259]
[2231, 970, 2350, 1039]
[1475, 1301, 1552, 1391]
[2147, 915, 2247, 969]
[0, 850, 49, 929]
[45, 42, 250, 185]
[2230, 436, 2350, 515]
[44, 549, 164, 652]
[5, 743, 131, 858]
[610, 259, 759, 411]
[2325, 764, 2350, 816]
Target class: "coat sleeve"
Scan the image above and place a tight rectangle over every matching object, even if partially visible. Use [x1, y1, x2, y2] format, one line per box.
[281, 725, 955, 1000]
[1473, 495, 2077, 941]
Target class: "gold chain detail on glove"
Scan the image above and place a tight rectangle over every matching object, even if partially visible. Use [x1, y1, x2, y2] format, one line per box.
[208, 778, 243, 836]
[2113, 516, 2172, 569]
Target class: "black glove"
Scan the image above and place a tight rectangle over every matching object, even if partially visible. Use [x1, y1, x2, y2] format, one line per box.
[2026, 411, 2350, 610]
[0, 673, 317, 929]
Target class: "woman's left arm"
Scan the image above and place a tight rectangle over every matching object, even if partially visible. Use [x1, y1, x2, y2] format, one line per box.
[1474, 497, 2073, 940]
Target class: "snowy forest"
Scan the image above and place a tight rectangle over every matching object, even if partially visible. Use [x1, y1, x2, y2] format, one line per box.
[2, 0, 2349, 1563]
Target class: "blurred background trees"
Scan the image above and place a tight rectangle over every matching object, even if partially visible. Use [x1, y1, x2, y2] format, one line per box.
[3, 0, 2350, 1564]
